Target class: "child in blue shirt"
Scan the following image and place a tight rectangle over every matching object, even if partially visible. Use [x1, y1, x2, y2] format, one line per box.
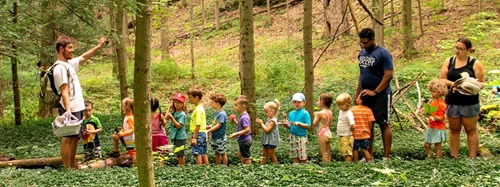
[165, 93, 187, 166]
[206, 94, 228, 166]
[282, 93, 311, 164]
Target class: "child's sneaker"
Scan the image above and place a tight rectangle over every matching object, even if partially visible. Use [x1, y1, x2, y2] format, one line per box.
[106, 151, 119, 158]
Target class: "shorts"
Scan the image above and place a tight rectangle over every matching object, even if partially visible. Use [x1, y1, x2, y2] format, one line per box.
[211, 138, 227, 154]
[446, 104, 480, 118]
[192, 132, 207, 155]
[362, 93, 391, 126]
[173, 139, 186, 156]
[152, 136, 168, 152]
[425, 128, 446, 144]
[238, 139, 252, 159]
[289, 134, 308, 160]
[83, 146, 102, 161]
[353, 139, 370, 151]
[57, 105, 84, 138]
[338, 136, 354, 157]
[262, 144, 277, 149]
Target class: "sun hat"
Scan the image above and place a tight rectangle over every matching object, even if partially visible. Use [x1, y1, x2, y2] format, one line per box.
[292, 93, 306, 102]
[172, 93, 186, 102]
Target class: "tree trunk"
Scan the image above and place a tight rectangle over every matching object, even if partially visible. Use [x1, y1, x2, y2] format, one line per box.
[37, 0, 58, 118]
[0, 82, 4, 117]
[215, 0, 220, 30]
[346, 0, 359, 34]
[402, 0, 415, 55]
[303, 0, 314, 126]
[11, 2, 21, 126]
[390, 0, 394, 26]
[266, 0, 271, 25]
[110, 3, 118, 76]
[201, 0, 206, 23]
[417, 0, 423, 36]
[323, 0, 350, 38]
[161, 4, 170, 60]
[135, 0, 154, 186]
[0, 155, 84, 168]
[190, 0, 195, 80]
[239, 0, 257, 136]
[372, 0, 384, 46]
[478, 0, 482, 12]
[116, 0, 129, 109]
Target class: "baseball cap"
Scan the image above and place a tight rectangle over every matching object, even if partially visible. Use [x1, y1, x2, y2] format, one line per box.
[292, 93, 306, 102]
[172, 93, 186, 102]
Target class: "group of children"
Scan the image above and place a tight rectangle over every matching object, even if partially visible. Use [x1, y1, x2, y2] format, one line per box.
[79, 80, 449, 166]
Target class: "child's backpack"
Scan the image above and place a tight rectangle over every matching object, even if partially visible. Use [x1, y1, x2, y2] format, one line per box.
[39, 62, 73, 108]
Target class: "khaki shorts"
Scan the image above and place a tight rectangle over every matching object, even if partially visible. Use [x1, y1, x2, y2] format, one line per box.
[338, 136, 353, 157]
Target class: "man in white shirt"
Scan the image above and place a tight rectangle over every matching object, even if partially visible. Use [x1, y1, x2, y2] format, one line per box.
[54, 36, 106, 168]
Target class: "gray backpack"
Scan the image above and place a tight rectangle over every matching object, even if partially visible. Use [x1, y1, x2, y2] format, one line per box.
[39, 62, 73, 108]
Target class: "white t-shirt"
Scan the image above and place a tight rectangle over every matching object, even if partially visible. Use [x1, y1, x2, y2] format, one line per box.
[337, 109, 355, 136]
[53, 56, 85, 112]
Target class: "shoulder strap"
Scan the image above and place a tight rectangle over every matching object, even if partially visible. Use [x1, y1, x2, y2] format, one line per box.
[49, 62, 74, 97]
[322, 111, 332, 127]
[447, 56, 455, 70]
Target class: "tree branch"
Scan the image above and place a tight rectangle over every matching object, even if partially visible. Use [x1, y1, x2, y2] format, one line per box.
[356, 0, 384, 25]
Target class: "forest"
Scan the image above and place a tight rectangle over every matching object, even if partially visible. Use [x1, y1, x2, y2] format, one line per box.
[0, 0, 500, 186]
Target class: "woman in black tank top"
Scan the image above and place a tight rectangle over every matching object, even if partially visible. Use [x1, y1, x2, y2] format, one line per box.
[439, 37, 485, 158]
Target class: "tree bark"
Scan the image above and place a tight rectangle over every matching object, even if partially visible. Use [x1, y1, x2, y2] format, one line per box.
[417, 0, 423, 36]
[37, 0, 59, 118]
[116, 0, 129, 109]
[266, 0, 271, 25]
[323, 0, 350, 38]
[0, 155, 84, 168]
[215, 0, 220, 30]
[304, 0, 314, 126]
[201, 0, 206, 23]
[190, 0, 195, 80]
[372, 0, 384, 46]
[402, 0, 415, 55]
[110, 3, 118, 76]
[239, 0, 258, 136]
[135, 0, 154, 186]
[390, 0, 394, 26]
[347, 0, 359, 34]
[11, 2, 21, 125]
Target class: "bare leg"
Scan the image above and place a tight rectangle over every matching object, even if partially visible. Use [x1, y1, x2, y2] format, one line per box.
[261, 148, 268, 165]
[112, 135, 119, 152]
[448, 117, 462, 158]
[202, 155, 209, 165]
[345, 155, 352, 162]
[318, 137, 329, 163]
[177, 155, 185, 166]
[462, 116, 479, 158]
[435, 143, 443, 159]
[61, 137, 72, 168]
[69, 137, 79, 168]
[353, 150, 359, 162]
[195, 155, 203, 165]
[215, 153, 221, 165]
[292, 158, 299, 164]
[222, 153, 228, 166]
[361, 149, 372, 162]
[300, 159, 307, 164]
[268, 148, 278, 164]
[238, 150, 244, 164]
[424, 142, 433, 159]
[380, 124, 392, 158]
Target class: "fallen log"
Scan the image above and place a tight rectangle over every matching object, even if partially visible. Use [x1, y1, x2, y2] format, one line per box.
[0, 155, 83, 168]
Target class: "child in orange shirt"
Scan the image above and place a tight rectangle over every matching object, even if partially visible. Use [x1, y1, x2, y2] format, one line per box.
[351, 96, 375, 162]
[423, 79, 448, 159]
[107, 98, 136, 165]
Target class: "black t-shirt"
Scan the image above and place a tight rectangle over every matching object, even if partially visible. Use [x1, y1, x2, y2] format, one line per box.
[445, 56, 479, 106]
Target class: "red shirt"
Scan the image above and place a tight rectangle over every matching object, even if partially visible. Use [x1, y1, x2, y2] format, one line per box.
[428, 99, 446, 130]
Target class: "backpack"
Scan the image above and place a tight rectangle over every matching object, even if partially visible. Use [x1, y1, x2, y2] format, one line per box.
[39, 62, 73, 108]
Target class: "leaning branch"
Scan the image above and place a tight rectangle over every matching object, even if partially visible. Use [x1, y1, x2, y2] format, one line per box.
[356, 0, 384, 25]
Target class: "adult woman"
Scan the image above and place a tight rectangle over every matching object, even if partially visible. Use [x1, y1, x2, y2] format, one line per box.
[440, 37, 484, 158]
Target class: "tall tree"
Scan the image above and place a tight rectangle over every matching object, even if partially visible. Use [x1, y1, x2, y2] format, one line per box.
[323, 0, 350, 38]
[110, 3, 118, 76]
[303, 0, 314, 121]
[215, 0, 220, 30]
[402, 0, 415, 55]
[11, 2, 21, 125]
[201, 0, 206, 23]
[190, 0, 195, 79]
[37, 0, 59, 118]
[134, 0, 154, 186]
[116, 0, 129, 105]
[372, 0, 384, 46]
[239, 0, 257, 135]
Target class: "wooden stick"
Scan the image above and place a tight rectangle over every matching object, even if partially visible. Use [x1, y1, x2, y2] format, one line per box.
[391, 72, 425, 106]
[415, 81, 422, 113]
[347, 0, 360, 34]
[0, 155, 83, 168]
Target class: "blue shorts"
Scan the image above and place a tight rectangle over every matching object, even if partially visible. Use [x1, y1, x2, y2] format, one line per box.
[446, 104, 480, 118]
[211, 138, 227, 154]
[353, 139, 370, 150]
[262, 144, 277, 149]
[238, 139, 252, 159]
[192, 132, 207, 155]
